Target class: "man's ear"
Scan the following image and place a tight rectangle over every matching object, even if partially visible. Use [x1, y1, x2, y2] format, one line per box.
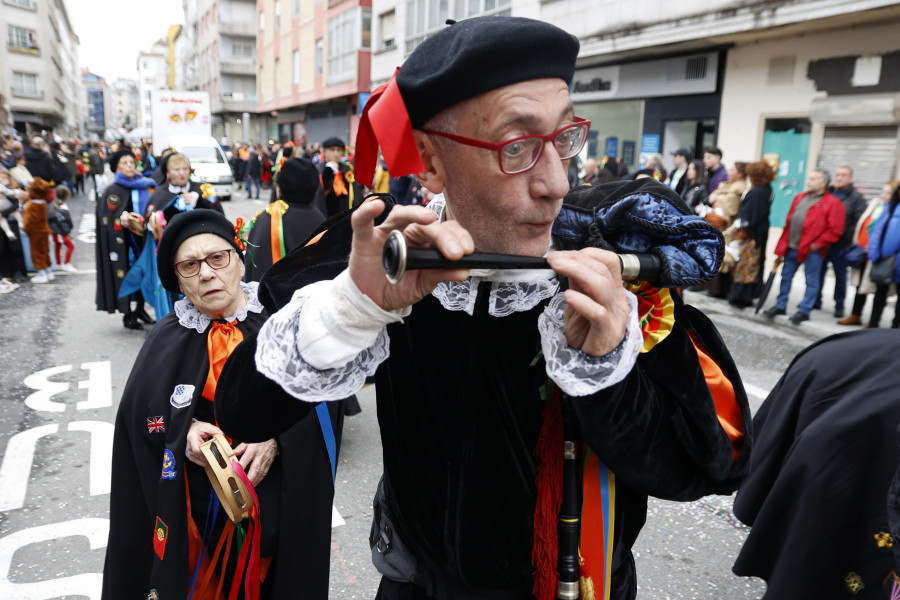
[412, 130, 445, 195]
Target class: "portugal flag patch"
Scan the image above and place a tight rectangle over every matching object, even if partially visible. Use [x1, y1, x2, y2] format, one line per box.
[153, 516, 168, 560]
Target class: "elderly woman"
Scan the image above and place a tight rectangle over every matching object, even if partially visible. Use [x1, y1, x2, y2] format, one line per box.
[102, 209, 342, 600]
[95, 150, 157, 329]
[146, 153, 223, 228]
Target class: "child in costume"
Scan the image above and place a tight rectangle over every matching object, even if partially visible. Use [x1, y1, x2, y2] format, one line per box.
[50, 185, 76, 272]
[22, 178, 54, 283]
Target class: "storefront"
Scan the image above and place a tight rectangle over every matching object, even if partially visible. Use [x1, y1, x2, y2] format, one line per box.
[571, 51, 724, 173]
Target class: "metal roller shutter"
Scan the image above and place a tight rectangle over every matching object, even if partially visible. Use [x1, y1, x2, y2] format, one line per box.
[819, 125, 899, 199]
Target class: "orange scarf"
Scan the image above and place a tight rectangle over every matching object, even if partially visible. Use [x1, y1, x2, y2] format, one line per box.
[202, 321, 244, 402]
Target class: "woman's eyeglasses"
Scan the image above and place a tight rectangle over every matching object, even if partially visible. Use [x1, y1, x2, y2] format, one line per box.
[173, 248, 234, 278]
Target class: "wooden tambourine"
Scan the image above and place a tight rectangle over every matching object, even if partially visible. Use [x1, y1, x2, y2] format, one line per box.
[199, 433, 252, 523]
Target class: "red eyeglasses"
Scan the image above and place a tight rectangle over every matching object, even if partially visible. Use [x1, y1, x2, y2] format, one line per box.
[423, 117, 591, 175]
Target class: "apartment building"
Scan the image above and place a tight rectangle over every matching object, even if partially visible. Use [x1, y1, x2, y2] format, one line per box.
[256, 0, 372, 148]
[137, 40, 168, 129]
[1, 0, 82, 136]
[82, 69, 110, 138]
[110, 79, 140, 131]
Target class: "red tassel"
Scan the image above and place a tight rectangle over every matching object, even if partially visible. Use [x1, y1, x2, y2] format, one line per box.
[532, 389, 564, 600]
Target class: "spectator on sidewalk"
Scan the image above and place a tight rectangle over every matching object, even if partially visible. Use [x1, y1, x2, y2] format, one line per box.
[815, 165, 867, 317]
[838, 180, 898, 326]
[666, 148, 691, 195]
[729, 161, 775, 308]
[680, 159, 709, 212]
[764, 169, 845, 324]
[703, 146, 728, 195]
[699, 161, 747, 298]
[49, 185, 76, 272]
[864, 182, 900, 329]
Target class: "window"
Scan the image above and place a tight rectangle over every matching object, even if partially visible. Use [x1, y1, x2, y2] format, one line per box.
[275, 0, 281, 30]
[12, 71, 39, 96]
[292, 0, 299, 16]
[259, 11, 264, 32]
[327, 8, 370, 83]
[379, 10, 395, 50]
[8, 25, 37, 50]
[315, 39, 323, 77]
[6, 0, 34, 7]
[293, 49, 300, 84]
[406, 0, 508, 53]
[274, 57, 279, 91]
[233, 39, 253, 57]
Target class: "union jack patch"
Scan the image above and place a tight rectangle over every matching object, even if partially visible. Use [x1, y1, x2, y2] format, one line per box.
[147, 416, 165, 433]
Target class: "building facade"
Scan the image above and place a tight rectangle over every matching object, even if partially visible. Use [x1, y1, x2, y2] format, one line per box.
[110, 78, 140, 131]
[1, 0, 82, 136]
[137, 40, 168, 129]
[180, 0, 263, 146]
[82, 70, 111, 139]
[256, 0, 373, 148]
[369, 0, 900, 223]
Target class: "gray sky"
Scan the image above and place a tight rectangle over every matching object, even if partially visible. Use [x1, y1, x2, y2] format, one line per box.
[67, 0, 184, 82]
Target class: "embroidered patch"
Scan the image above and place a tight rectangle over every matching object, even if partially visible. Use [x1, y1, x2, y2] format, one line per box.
[101, 216, 108, 225]
[147, 590, 159, 600]
[107, 195, 120, 209]
[844, 571, 865, 594]
[116, 269, 125, 279]
[169, 384, 195, 408]
[147, 416, 165, 433]
[161, 449, 177, 480]
[115, 237, 124, 245]
[109, 251, 119, 262]
[153, 516, 168, 560]
[874, 531, 894, 549]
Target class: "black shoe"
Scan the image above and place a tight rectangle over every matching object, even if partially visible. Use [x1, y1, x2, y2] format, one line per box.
[789, 311, 810, 324]
[123, 315, 144, 330]
[135, 308, 156, 324]
[834, 308, 845, 318]
[763, 306, 786, 318]
[812, 302, 822, 310]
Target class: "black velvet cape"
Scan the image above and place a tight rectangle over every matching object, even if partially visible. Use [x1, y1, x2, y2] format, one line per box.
[95, 182, 143, 314]
[321, 161, 363, 218]
[243, 200, 326, 283]
[146, 182, 225, 222]
[102, 306, 342, 600]
[215, 188, 752, 598]
[734, 329, 900, 598]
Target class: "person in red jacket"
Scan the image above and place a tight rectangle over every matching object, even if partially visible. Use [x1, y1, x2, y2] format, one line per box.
[764, 169, 845, 324]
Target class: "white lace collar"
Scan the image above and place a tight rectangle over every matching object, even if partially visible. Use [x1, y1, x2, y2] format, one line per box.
[426, 195, 559, 317]
[168, 183, 191, 194]
[174, 281, 265, 333]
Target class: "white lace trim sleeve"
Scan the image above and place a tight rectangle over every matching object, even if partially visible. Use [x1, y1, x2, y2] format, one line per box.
[254, 271, 408, 402]
[538, 290, 643, 397]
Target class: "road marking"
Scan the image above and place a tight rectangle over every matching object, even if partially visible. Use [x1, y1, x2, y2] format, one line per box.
[68, 421, 113, 497]
[332, 504, 345, 528]
[76, 212, 96, 244]
[23, 365, 72, 413]
[76, 362, 112, 411]
[0, 424, 60, 511]
[0, 517, 108, 600]
[744, 383, 771, 401]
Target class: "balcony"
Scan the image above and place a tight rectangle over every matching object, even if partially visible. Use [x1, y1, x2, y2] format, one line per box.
[213, 92, 259, 114]
[219, 20, 256, 37]
[7, 42, 40, 56]
[220, 60, 256, 75]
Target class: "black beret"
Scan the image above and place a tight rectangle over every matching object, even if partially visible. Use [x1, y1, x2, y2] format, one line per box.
[157, 209, 243, 293]
[277, 158, 319, 204]
[109, 148, 134, 173]
[397, 17, 579, 129]
[321, 137, 345, 149]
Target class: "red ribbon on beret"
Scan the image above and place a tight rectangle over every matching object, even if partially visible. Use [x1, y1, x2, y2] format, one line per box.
[355, 68, 424, 188]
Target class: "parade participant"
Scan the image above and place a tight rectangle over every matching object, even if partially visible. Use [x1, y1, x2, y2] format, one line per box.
[102, 209, 341, 600]
[49, 185, 76, 272]
[95, 151, 156, 329]
[320, 136, 362, 217]
[146, 153, 223, 228]
[735, 329, 900, 598]
[22, 177, 54, 284]
[242, 157, 326, 282]
[215, 16, 751, 600]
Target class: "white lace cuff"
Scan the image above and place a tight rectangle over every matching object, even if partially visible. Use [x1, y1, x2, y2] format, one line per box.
[255, 277, 396, 401]
[538, 291, 643, 397]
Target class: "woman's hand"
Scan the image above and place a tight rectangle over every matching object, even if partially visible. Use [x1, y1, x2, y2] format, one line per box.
[233, 439, 278, 487]
[185, 421, 223, 467]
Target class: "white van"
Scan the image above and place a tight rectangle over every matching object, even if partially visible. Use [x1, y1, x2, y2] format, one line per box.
[168, 134, 234, 201]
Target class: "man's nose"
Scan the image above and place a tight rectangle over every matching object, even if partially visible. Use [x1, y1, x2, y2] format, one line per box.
[530, 142, 570, 200]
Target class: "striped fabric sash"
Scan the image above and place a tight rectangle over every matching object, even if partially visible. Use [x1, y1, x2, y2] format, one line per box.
[579, 448, 615, 600]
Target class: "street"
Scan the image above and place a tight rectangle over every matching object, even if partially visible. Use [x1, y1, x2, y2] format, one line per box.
[0, 185, 831, 599]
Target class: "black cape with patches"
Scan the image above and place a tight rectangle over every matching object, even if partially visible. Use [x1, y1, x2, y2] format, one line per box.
[95, 182, 143, 314]
[102, 303, 342, 600]
[243, 200, 326, 283]
[146, 182, 225, 222]
[217, 182, 751, 598]
[734, 329, 900, 598]
[320, 161, 363, 218]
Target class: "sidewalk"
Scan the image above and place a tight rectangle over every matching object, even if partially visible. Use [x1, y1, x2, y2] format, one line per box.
[682, 266, 889, 341]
